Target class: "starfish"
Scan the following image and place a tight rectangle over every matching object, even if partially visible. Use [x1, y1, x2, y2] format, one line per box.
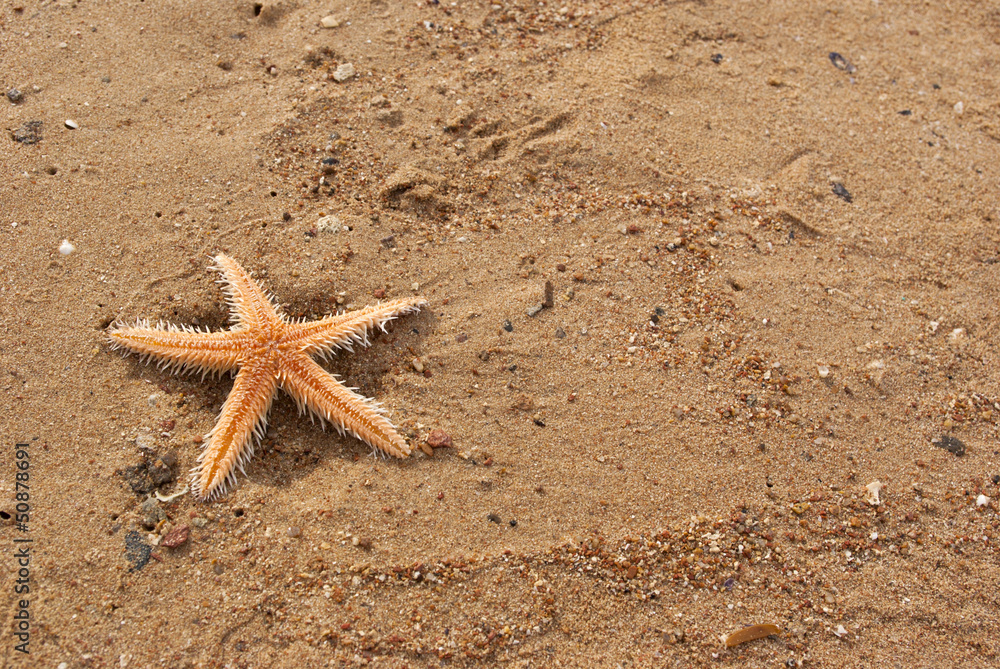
[108, 254, 427, 501]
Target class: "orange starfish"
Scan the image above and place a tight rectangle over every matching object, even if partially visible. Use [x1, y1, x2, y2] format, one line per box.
[108, 255, 427, 501]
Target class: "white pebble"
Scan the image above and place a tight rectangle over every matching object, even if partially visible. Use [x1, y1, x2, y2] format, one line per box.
[954, 101, 964, 115]
[817, 365, 830, 378]
[58, 239, 75, 255]
[65, 119, 79, 129]
[315, 214, 341, 234]
[411, 282, 420, 292]
[333, 62, 355, 82]
[319, 15, 340, 28]
[977, 494, 990, 508]
[834, 624, 848, 638]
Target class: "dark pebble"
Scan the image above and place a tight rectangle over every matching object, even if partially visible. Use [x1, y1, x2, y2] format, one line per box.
[487, 513, 501, 524]
[724, 577, 735, 590]
[655, 306, 665, 316]
[503, 320, 513, 332]
[509, 519, 518, 527]
[533, 418, 545, 427]
[7, 88, 23, 103]
[456, 333, 468, 343]
[898, 109, 912, 116]
[711, 53, 724, 64]
[828, 52, 856, 73]
[650, 313, 659, 324]
[380, 235, 396, 248]
[11, 120, 42, 145]
[282, 212, 292, 221]
[124, 531, 152, 572]
[542, 280, 554, 309]
[932, 435, 965, 457]
[321, 157, 339, 165]
[992, 474, 999, 485]
[832, 183, 852, 202]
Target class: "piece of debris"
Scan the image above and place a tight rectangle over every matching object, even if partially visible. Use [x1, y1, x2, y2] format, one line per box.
[724, 624, 780, 648]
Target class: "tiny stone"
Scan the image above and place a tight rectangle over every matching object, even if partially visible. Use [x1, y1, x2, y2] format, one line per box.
[526, 304, 543, 317]
[932, 435, 966, 457]
[64, 119, 79, 129]
[287, 526, 302, 538]
[411, 282, 420, 292]
[487, 513, 501, 524]
[192, 517, 208, 528]
[455, 333, 468, 343]
[411, 357, 424, 373]
[426, 429, 453, 449]
[319, 15, 340, 28]
[502, 320, 513, 332]
[554, 327, 566, 338]
[161, 524, 190, 548]
[542, 280, 554, 308]
[555, 263, 566, 272]
[817, 365, 830, 378]
[954, 101, 964, 115]
[58, 239, 75, 255]
[316, 214, 341, 233]
[977, 494, 989, 507]
[6, 88, 22, 103]
[333, 63, 356, 82]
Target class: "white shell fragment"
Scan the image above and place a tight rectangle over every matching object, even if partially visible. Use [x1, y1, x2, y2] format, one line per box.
[58, 239, 75, 255]
[65, 119, 79, 129]
[977, 494, 990, 508]
[333, 63, 356, 82]
[865, 480, 883, 506]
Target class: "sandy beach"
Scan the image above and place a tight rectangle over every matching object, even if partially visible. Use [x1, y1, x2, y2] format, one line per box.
[2, 0, 1000, 666]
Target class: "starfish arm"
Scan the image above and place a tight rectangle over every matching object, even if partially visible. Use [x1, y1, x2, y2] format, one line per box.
[277, 352, 411, 458]
[192, 355, 280, 500]
[213, 254, 282, 330]
[282, 297, 428, 359]
[107, 321, 248, 376]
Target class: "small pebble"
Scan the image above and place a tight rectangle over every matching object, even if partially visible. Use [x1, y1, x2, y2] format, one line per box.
[426, 429, 452, 449]
[954, 101, 964, 115]
[161, 525, 190, 548]
[411, 357, 424, 373]
[319, 15, 340, 28]
[832, 182, 852, 202]
[502, 320, 513, 332]
[487, 513, 501, 524]
[817, 365, 830, 378]
[711, 53, 724, 64]
[58, 239, 75, 255]
[554, 327, 566, 338]
[977, 494, 989, 508]
[6, 88, 22, 103]
[316, 214, 341, 233]
[932, 435, 966, 457]
[287, 526, 302, 538]
[526, 304, 543, 317]
[333, 63, 356, 82]
[64, 119, 79, 129]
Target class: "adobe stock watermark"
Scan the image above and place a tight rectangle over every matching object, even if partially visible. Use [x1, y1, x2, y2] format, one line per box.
[10, 442, 32, 654]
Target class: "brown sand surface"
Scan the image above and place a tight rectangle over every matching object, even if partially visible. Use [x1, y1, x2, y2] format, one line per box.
[3, 0, 1000, 666]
